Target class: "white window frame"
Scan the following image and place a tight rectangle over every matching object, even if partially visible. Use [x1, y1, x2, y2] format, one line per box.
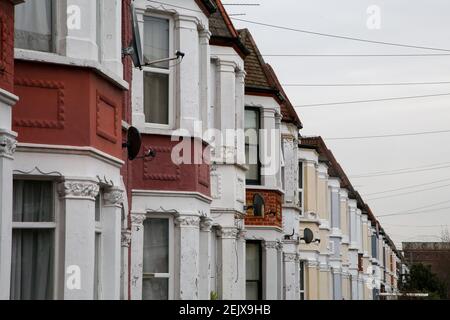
[142, 215, 174, 300]
[11, 178, 61, 300]
[141, 12, 175, 130]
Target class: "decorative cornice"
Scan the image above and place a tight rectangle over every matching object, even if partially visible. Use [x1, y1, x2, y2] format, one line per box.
[263, 241, 278, 250]
[217, 227, 238, 239]
[58, 181, 99, 199]
[103, 188, 124, 206]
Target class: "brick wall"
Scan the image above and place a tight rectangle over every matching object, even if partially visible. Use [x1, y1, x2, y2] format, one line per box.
[245, 189, 282, 227]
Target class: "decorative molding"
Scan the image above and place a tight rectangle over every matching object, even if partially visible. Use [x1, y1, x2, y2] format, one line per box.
[175, 215, 200, 227]
[58, 181, 99, 199]
[237, 229, 246, 240]
[0, 134, 16, 157]
[121, 229, 131, 247]
[236, 177, 245, 203]
[210, 171, 222, 199]
[96, 91, 119, 143]
[143, 146, 181, 181]
[103, 188, 124, 206]
[13, 78, 65, 129]
[198, 163, 210, 188]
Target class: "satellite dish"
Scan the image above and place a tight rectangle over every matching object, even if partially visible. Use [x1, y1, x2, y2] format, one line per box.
[302, 228, 314, 244]
[127, 3, 144, 69]
[122, 126, 142, 160]
[253, 193, 265, 216]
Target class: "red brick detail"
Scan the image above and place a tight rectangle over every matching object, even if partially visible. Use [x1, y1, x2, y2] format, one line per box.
[96, 91, 119, 143]
[14, 79, 65, 129]
[245, 188, 282, 227]
[0, 1, 14, 92]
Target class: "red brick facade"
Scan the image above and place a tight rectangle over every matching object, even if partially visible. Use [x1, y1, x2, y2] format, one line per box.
[0, 0, 14, 93]
[245, 189, 282, 228]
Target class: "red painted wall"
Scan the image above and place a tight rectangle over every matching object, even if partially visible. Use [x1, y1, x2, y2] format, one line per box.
[245, 189, 282, 227]
[131, 134, 211, 197]
[0, 0, 14, 93]
[13, 61, 124, 159]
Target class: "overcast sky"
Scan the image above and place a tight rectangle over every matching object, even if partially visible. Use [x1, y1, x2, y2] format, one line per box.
[231, 0, 450, 248]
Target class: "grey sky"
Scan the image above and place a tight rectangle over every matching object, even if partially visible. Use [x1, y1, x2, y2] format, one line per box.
[231, 0, 450, 248]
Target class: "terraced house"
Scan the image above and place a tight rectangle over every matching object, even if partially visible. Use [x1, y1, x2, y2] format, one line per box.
[0, 0, 403, 300]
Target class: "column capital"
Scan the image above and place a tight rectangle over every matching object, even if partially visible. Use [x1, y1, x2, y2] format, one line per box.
[217, 227, 238, 239]
[103, 187, 124, 207]
[175, 215, 200, 228]
[199, 216, 213, 232]
[130, 213, 146, 226]
[121, 229, 131, 248]
[263, 240, 278, 250]
[0, 131, 17, 158]
[284, 253, 297, 262]
[58, 180, 99, 200]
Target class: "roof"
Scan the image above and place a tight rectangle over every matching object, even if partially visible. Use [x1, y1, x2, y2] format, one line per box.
[238, 28, 278, 93]
[264, 64, 303, 129]
[196, 0, 217, 15]
[208, 0, 248, 58]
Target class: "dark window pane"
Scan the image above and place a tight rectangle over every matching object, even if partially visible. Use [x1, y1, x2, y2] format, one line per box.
[144, 72, 169, 125]
[10, 229, 54, 300]
[142, 278, 168, 300]
[143, 16, 169, 69]
[143, 219, 169, 273]
[13, 180, 53, 223]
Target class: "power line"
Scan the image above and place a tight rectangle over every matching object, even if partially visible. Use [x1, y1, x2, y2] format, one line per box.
[380, 199, 450, 216]
[283, 81, 450, 87]
[231, 17, 450, 53]
[367, 183, 450, 201]
[349, 161, 450, 178]
[324, 129, 450, 140]
[382, 224, 449, 228]
[350, 164, 450, 179]
[257, 53, 450, 57]
[377, 205, 450, 217]
[362, 178, 450, 196]
[295, 92, 450, 108]
[147, 0, 202, 13]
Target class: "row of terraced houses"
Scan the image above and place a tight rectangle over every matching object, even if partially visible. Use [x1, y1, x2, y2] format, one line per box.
[0, 0, 405, 300]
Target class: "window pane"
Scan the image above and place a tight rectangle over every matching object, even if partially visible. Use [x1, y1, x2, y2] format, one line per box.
[10, 229, 54, 300]
[246, 282, 259, 300]
[95, 194, 101, 222]
[94, 233, 101, 299]
[142, 278, 168, 300]
[14, 0, 52, 52]
[298, 162, 303, 189]
[13, 180, 53, 222]
[144, 16, 169, 69]
[245, 109, 260, 183]
[246, 242, 260, 281]
[143, 219, 169, 273]
[144, 72, 169, 125]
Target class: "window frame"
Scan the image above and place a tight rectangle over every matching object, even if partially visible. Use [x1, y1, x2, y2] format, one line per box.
[245, 240, 262, 300]
[142, 12, 174, 129]
[142, 215, 174, 300]
[11, 178, 61, 300]
[245, 107, 261, 186]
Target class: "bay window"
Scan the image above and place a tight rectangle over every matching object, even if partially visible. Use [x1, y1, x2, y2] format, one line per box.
[143, 15, 172, 126]
[14, 0, 54, 52]
[142, 217, 172, 300]
[245, 108, 261, 185]
[246, 241, 262, 300]
[11, 180, 56, 300]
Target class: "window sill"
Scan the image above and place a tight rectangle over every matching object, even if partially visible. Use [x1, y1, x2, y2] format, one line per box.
[14, 49, 129, 90]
